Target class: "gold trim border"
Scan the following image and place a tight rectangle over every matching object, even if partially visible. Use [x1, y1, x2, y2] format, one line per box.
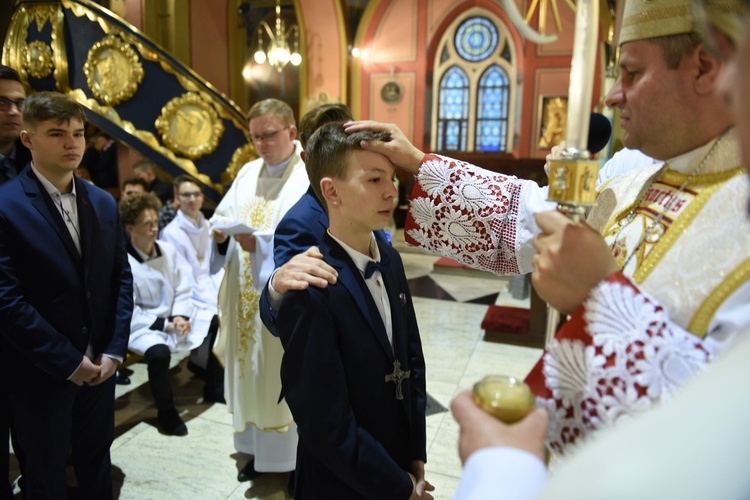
[688, 258, 750, 337]
[67, 88, 223, 194]
[633, 166, 745, 284]
[2, 4, 68, 90]
[62, 0, 248, 132]
[224, 143, 257, 186]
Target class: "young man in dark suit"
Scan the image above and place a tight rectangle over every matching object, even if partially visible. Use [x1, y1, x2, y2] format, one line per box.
[0, 64, 30, 500]
[259, 103, 388, 339]
[278, 124, 433, 499]
[0, 91, 133, 499]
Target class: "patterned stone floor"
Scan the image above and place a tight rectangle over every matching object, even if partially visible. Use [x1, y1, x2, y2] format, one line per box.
[8, 231, 543, 499]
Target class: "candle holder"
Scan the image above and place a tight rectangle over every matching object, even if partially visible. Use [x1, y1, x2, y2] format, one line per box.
[471, 375, 535, 424]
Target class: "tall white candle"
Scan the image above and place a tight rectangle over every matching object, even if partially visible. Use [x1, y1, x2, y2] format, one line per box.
[566, 0, 599, 153]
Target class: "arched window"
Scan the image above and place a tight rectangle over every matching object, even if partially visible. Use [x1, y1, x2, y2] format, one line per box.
[437, 66, 469, 151]
[432, 12, 516, 153]
[476, 65, 510, 152]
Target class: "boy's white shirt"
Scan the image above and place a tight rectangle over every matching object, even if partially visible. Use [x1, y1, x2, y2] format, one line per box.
[328, 231, 393, 350]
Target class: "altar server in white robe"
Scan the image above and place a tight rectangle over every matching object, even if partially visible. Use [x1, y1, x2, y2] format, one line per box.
[121, 192, 210, 436]
[210, 99, 308, 483]
[160, 174, 225, 403]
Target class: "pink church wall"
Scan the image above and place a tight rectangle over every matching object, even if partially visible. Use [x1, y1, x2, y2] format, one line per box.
[355, 0, 428, 151]
[298, 0, 345, 108]
[189, 1, 230, 96]
[122, 0, 142, 30]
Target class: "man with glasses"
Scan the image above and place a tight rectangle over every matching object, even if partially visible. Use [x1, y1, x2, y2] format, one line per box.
[0, 65, 30, 500]
[0, 66, 29, 184]
[210, 98, 307, 485]
[160, 175, 225, 404]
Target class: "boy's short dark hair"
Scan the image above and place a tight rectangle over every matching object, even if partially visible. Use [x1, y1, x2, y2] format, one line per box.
[0, 65, 22, 84]
[304, 123, 391, 211]
[122, 176, 148, 191]
[298, 103, 353, 148]
[173, 174, 202, 192]
[22, 91, 86, 130]
[119, 192, 162, 226]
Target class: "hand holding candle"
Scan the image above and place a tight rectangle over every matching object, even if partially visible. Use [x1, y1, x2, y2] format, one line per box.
[471, 375, 535, 424]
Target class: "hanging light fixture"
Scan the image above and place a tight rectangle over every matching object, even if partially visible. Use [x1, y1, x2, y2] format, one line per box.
[253, 0, 302, 72]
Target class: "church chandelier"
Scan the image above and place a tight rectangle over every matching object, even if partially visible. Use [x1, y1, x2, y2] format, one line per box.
[253, 0, 302, 71]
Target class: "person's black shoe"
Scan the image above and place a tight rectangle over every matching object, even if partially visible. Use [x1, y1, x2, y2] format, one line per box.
[115, 370, 131, 385]
[287, 471, 295, 497]
[157, 408, 188, 436]
[237, 460, 263, 482]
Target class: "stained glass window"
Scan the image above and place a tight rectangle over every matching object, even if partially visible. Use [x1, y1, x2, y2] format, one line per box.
[476, 65, 510, 151]
[433, 13, 514, 152]
[455, 17, 498, 62]
[437, 66, 469, 151]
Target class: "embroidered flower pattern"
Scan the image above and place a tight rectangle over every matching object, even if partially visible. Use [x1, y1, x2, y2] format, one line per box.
[541, 279, 712, 454]
[405, 155, 528, 275]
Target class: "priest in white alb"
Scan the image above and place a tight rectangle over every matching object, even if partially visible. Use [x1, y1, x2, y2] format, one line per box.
[210, 98, 308, 484]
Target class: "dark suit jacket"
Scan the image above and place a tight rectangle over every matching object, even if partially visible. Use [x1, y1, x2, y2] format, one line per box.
[91, 142, 118, 189]
[260, 186, 390, 335]
[0, 141, 31, 184]
[278, 234, 426, 499]
[0, 167, 133, 390]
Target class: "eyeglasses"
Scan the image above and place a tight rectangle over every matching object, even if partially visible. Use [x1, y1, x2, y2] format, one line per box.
[0, 97, 24, 113]
[178, 191, 203, 200]
[249, 126, 290, 143]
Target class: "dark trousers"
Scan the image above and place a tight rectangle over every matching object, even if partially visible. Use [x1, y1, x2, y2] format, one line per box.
[144, 344, 174, 411]
[0, 392, 14, 500]
[8, 377, 116, 500]
[203, 316, 223, 394]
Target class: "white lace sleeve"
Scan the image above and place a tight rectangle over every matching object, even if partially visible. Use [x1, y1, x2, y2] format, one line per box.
[405, 154, 550, 275]
[535, 275, 713, 455]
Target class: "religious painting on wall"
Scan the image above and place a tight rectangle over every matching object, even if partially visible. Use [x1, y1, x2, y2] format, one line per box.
[537, 96, 568, 149]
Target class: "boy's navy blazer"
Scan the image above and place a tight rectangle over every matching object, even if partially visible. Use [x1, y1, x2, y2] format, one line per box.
[278, 232, 426, 499]
[260, 186, 389, 336]
[0, 166, 133, 390]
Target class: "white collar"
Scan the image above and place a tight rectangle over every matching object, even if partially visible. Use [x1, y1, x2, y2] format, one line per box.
[31, 162, 77, 197]
[327, 231, 381, 275]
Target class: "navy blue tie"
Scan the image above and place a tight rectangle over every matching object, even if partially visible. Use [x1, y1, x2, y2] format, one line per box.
[364, 253, 390, 279]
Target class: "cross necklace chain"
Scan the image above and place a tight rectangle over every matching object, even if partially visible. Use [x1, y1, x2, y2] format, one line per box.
[610, 129, 729, 271]
[185, 223, 209, 265]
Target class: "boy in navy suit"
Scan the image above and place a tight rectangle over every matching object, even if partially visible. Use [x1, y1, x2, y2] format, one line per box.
[0, 91, 132, 498]
[278, 123, 434, 499]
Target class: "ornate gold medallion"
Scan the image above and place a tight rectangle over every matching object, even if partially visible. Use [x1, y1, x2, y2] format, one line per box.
[155, 93, 224, 160]
[22, 41, 54, 79]
[83, 34, 144, 106]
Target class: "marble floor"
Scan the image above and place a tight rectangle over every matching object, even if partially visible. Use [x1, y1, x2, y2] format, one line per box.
[10, 232, 543, 499]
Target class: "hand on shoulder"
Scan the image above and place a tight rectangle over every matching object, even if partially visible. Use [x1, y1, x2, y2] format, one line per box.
[271, 246, 338, 295]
